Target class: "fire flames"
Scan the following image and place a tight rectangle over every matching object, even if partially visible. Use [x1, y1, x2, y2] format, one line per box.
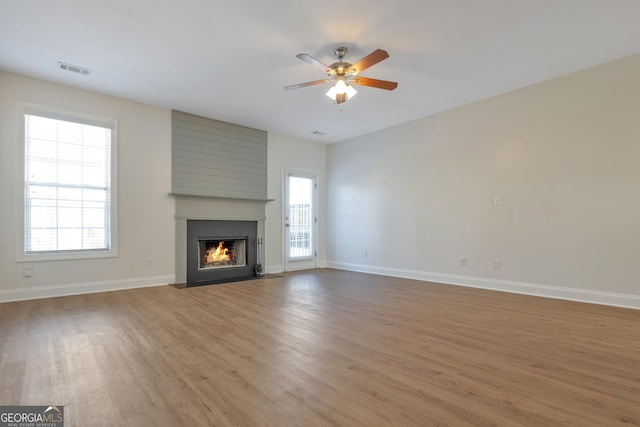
[205, 241, 230, 264]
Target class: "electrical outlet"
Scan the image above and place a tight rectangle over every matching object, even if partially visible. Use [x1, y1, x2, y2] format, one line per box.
[146, 257, 153, 268]
[458, 256, 467, 266]
[363, 250, 368, 258]
[23, 266, 33, 277]
[493, 196, 502, 207]
[493, 259, 502, 270]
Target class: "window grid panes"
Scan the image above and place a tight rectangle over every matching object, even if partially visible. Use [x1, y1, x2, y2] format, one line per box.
[25, 114, 112, 253]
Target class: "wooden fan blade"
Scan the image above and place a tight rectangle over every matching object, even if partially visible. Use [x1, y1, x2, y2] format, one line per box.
[351, 77, 398, 91]
[335, 93, 347, 104]
[284, 79, 331, 90]
[296, 54, 333, 74]
[346, 49, 389, 75]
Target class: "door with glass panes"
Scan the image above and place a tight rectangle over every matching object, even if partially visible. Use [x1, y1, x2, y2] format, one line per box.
[284, 170, 316, 271]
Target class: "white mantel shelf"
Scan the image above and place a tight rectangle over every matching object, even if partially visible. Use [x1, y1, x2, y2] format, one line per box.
[168, 193, 274, 203]
[175, 214, 267, 221]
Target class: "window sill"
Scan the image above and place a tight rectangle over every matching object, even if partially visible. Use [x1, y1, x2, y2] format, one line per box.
[16, 249, 118, 263]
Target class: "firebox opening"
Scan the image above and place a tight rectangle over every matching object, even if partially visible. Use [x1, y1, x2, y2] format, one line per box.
[198, 238, 247, 270]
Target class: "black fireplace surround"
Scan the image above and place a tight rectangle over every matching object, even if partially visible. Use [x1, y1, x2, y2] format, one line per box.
[186, 220, 257, 287]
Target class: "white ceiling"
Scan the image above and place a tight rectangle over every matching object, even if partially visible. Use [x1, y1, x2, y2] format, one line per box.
[2, 1, 640, 143]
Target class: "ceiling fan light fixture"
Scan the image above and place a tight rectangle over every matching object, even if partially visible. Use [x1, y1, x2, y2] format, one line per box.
[334, 78, 348, 94]
[325, 85, 338, 100]
[345, 85, 357, 99]
[294, 46, 395, 104]
[326, 78, 357, 102]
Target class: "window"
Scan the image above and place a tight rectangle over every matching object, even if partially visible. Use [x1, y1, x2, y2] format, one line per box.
[19, 106, 117, 260]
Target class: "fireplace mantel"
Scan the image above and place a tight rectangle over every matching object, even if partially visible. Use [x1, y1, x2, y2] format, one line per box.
[174, 194, 266, 285]
[169, 192, 274, 203]
[175, 214, 266, 221]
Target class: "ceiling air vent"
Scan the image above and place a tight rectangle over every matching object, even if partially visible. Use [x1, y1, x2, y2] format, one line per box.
[57, 61, 91, 76]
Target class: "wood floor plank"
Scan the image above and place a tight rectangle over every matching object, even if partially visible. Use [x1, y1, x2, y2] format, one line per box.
[1, 268, 639, 426]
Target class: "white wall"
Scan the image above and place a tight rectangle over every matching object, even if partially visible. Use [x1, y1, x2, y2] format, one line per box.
[327, 54, 640, 308]
[0, 71, 175, 301]
[266, 133, 327, 273]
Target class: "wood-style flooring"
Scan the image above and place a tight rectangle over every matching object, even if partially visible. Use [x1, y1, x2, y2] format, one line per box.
[1, 269, 639, 426]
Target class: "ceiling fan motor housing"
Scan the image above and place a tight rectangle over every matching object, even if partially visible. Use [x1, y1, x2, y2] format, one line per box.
[328, 62, 352, 77]
[330, 47, 354, 78]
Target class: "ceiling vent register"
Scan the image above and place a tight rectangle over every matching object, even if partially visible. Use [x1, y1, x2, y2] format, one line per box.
[57, 61, 91, 75]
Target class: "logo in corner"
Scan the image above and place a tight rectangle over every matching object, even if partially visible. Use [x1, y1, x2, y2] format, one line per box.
[0, 405, 64, 426]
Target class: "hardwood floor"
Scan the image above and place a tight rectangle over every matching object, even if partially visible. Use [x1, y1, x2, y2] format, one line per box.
[1, 269, 639, 426]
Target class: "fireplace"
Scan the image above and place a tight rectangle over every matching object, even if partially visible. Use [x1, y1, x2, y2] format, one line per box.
[199, 239, 246, 270]
[187, 220, 257, 287]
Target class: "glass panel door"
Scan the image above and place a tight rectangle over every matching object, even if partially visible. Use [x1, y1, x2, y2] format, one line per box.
[284, 170, 316, 271]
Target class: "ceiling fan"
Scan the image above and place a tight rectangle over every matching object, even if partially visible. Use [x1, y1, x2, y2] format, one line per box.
[284, 47, 398, 104]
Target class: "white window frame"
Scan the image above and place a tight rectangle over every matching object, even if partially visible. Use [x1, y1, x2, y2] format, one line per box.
[15, 102, 118, 262]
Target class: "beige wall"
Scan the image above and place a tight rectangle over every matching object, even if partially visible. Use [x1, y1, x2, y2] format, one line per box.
[0, 71, 175, 301]
[327, 54, 640, 307]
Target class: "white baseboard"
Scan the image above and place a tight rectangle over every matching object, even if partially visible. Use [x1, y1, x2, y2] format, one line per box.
[265, 265, 284, 274]
[0, 275, 175, 303]
[265, 259, 327, 275]
[327, 262, 640, 310]
[8, 265, 636, 311]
